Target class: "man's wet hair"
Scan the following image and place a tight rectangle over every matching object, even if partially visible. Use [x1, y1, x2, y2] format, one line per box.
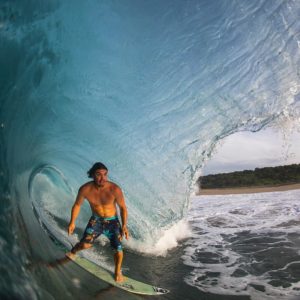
[87, 162, 108, 178]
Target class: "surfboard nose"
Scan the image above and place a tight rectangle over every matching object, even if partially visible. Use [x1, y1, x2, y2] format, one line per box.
[152, 286, 170, 294]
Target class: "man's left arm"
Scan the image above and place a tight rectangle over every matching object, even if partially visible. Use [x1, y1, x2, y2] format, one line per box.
[115, 187, 129, 240]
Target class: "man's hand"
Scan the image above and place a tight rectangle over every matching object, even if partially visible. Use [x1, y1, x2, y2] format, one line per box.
[121, 225, 129, 240]
[68, 222, 75, 235]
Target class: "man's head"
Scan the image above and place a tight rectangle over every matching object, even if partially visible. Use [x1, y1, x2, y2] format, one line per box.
[87, 162, 108, 187]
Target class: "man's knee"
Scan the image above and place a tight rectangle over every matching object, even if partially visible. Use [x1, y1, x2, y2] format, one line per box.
[71, 241, 92, 253]
[81, 242, 93, 249]
[114, 250, 123, 258]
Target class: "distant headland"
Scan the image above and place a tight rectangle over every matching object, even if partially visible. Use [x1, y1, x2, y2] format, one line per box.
[198, 164, 300, 195]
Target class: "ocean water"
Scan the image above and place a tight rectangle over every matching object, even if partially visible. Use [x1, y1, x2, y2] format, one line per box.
[20, 188, 300, 300]
[1, 0, 300, 299]
[184, 190, 300, 300]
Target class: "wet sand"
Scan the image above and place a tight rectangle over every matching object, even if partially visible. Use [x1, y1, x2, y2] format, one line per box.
[198, 183, 300, 195]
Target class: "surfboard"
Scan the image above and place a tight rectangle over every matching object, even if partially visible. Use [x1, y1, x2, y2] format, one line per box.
[67, 253, 170, 295]
[42, 221, 169, 296]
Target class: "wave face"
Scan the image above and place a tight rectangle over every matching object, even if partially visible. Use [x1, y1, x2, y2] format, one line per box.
[0, 0, 300, 297]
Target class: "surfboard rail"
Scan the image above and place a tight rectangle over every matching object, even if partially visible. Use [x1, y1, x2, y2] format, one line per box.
[69, 254, 170, 295]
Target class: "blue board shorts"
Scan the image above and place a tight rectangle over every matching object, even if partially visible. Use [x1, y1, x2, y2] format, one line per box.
[80, 214, 123, 252]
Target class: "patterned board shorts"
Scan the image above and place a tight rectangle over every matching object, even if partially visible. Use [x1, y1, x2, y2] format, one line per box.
[80, 214, 123, 252]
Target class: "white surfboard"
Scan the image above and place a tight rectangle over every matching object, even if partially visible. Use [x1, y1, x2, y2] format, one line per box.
[44, 224, 169, 296]
[67, 253, 169, 295]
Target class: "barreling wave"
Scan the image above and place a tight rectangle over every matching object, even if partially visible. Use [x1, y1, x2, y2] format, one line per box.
[0, 0, 300, 297]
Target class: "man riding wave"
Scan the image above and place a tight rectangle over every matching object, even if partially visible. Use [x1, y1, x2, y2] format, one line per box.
[67, 162, 129, 282]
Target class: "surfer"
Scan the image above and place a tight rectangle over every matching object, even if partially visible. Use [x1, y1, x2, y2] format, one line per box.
[67, 162, 129, 282]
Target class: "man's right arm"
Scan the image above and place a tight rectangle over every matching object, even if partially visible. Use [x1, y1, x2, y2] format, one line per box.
[68, 187, 85, 235]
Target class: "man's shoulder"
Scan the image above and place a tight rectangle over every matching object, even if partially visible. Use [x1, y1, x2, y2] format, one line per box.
[107, 181, 122, 192]
[79, 181, 94, 192]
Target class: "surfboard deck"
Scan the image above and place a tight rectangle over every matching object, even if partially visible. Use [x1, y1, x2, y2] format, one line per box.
[42, 218, 169, 296]
[67, 253, 170, 295]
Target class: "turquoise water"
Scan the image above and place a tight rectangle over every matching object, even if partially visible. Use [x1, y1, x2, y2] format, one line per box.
[0, 0, 300, 299]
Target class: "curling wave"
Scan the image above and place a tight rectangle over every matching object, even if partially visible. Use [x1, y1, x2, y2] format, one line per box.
[0, 0, 300, 298]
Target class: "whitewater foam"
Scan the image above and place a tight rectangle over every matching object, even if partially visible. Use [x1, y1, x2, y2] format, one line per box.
[183, 190, 300, 299]
[124, 219, 192, 257]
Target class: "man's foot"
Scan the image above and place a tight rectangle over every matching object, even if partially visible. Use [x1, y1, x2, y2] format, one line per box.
[115, 272, 124, 283]
[46, 256, 70, 268]
[65, 252, 76, 260]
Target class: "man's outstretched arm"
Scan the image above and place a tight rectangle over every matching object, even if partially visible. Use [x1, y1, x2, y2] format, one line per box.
[68, 187, 85, 235]
[115, 187, 129, 240]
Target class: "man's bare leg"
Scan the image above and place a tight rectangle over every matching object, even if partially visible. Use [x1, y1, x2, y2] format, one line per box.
[114, 250, 124, 282]
[66, 242, 92, 259]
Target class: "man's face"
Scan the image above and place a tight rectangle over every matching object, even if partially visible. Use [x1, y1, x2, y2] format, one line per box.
[93, 169, 108, 187]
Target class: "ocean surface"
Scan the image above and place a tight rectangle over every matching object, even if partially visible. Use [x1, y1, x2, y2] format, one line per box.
[4, 189, 300, 300]
[1, 0, 300, 299]
[185, 190, 300, 300]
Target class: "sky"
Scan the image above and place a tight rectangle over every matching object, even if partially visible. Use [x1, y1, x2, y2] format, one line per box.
[202, 127, 300, 175]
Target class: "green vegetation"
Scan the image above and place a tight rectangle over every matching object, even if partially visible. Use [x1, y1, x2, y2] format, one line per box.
[198, 164, 300, 189]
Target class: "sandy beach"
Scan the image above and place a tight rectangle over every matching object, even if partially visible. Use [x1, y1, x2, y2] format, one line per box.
[198, 183, 300, 195]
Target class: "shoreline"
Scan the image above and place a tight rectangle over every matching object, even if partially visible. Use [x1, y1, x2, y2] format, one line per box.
[198, 183, 300, 195]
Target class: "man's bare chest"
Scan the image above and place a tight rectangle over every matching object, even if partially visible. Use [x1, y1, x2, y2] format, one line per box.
[86, 190, 115, 206]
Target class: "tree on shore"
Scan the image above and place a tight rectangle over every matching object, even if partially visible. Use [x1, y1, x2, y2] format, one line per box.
[198, 164, 300, 189]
